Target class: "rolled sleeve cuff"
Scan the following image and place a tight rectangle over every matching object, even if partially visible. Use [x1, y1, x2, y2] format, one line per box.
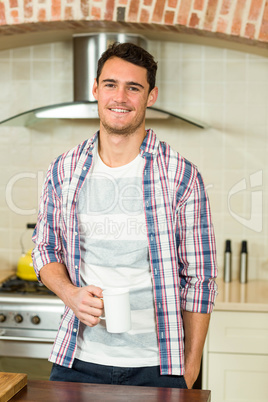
[180, 279, 218, 313]
[32, 246, 64, 282]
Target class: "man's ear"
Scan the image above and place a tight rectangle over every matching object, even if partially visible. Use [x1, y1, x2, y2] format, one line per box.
[147, 86, 158, 108]
[92, 78, 98, 100]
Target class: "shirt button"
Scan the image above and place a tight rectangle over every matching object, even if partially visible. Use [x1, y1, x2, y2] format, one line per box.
[150, 234, 153, 241]
[83, 166, 87, 171]
[75, 265, 78, 269]
[75, 232, 78, 236]
[73, 328, 77, 333]
[146, 201, 149, 208]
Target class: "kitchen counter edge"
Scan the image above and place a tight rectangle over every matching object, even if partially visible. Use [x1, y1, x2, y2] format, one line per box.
[214, 278, 268, 313]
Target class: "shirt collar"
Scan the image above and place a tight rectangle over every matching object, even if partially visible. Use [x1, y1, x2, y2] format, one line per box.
[85, 131, 99, 154]
[140, 129, 159, 156]
[86, 129, 159, 156]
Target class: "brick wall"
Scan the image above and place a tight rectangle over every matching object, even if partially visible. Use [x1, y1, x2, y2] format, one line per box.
[0, 0, 267, 45]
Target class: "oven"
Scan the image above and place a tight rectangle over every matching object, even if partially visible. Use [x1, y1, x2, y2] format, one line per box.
[0, 276, 64, 380]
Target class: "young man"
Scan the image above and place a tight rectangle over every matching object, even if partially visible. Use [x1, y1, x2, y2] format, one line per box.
[32, 42, 218, 389]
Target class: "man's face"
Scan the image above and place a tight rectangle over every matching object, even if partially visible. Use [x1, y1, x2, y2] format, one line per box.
[92, 57, 158, 136]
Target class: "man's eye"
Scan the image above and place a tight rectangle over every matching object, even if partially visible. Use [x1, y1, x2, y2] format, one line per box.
[129, 87, 139, 91]
[105, 83, 115, 88]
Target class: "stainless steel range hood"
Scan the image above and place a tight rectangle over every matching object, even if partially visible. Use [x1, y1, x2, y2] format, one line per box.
[0, 33, 207, 128]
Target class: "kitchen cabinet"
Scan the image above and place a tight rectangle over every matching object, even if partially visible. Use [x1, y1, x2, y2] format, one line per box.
[202, 280, 268, 402]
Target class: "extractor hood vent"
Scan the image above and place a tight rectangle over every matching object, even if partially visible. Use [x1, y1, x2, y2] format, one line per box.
[0, 33, 207, 129]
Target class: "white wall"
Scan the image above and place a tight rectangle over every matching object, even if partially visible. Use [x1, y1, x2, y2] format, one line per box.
[0, 39, 267, 280]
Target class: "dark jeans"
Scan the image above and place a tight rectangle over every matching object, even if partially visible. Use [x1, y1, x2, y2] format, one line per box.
[50, 359, 188, 389]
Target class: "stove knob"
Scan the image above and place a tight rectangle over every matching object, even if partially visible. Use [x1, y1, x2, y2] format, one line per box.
[14, 314, 23, 323]
[0, 314, 6, 322]
[31, 315, 41, 325]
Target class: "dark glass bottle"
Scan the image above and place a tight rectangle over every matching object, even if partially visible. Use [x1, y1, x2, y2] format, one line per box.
[224, 240, 232, 283]
[240, 241, 248, 284]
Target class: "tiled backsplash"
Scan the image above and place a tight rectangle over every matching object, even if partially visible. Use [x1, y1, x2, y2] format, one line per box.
[0, 39, 267, 281]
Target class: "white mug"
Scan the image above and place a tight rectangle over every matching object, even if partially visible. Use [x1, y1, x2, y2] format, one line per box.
[100, 288, 131, 333]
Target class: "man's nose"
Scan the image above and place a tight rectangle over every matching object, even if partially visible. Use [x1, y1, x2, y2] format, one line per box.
[113, 87, 127, 103]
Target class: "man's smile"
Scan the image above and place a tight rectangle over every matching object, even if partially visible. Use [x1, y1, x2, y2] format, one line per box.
[109, 107, 131, 114]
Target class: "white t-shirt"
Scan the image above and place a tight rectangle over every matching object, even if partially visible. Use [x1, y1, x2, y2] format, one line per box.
[75, 146, 159, 367]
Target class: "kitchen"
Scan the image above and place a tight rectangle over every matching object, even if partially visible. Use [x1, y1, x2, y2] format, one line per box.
[0, 0, 268, 401]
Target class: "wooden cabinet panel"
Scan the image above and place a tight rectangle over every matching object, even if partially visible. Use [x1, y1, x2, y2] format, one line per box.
[208, 311, 268, 354]
[207, 353, 268, 402]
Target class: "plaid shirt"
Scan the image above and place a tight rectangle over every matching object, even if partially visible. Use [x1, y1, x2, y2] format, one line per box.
[32, 129, 217, 375]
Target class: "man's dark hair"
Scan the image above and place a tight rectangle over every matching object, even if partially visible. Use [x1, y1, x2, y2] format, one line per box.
[96, 42, 157, 93]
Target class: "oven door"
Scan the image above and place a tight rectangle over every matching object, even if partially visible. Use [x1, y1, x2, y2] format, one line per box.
[0, 356, 53, 380]
[0, 328, 56, 380]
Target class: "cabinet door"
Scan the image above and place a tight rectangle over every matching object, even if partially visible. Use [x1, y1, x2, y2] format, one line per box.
[208, 353, 268, 402]
[208, 311, 268, 354]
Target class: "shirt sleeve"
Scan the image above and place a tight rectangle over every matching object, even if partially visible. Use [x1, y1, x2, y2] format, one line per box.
[32, 163, 64, 281]
[176, 171, 218, 313]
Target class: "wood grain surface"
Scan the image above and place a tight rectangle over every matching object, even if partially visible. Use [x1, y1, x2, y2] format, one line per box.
[0, 373, 27, 402]
[10, 380, 211, 402]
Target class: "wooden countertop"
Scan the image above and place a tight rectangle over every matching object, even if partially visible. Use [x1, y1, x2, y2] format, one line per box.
[9, 380, 211, 402]
[215, 278, 268, 312]
[0, 268, 15, 283]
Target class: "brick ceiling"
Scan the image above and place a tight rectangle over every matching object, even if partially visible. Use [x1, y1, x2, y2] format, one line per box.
[0, 0, 267, 48]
